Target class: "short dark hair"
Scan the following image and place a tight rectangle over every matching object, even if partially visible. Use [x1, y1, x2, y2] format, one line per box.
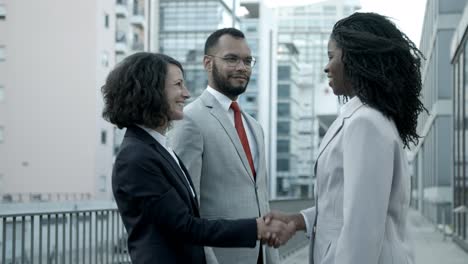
[101, 52, 183, 129]
[331, 12, 426, 148]
[204, 28, 245, 55]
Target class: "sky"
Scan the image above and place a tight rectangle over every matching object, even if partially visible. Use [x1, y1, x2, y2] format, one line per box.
[265, 0, 427, 46]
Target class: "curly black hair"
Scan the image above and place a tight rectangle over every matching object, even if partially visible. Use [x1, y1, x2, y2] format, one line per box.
[102, 52, 183, 129]
[331, 12, 427, 148]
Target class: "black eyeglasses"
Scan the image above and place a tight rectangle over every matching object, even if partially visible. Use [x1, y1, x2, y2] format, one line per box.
[207, 55, 256, 68]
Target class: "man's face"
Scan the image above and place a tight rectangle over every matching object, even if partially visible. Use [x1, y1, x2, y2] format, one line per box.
[206, 35, 253, 100]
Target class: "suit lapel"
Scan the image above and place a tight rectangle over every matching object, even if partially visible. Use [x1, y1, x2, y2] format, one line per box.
[176, 155, 200, 213]
[153, 143, 195, 198]
[313, 116, 344, 174]
[313, 97, 365, 174]
[243, 114, 264, 177]
[200, 91, 255, 183]
[127, 126, 198, 211]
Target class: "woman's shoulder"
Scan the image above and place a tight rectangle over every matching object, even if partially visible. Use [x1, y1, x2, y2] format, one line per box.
[351, 103, 392, 125]
[117, 137, 160, 163]
[346, 104, 399, 139]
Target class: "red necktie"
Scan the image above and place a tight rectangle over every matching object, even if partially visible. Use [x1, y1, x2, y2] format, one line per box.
[230, 102, 256, 179]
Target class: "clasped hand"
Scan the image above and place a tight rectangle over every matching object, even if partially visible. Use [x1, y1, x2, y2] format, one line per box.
[256, 212, 296, 248]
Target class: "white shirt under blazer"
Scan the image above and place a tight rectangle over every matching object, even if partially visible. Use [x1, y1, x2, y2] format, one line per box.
[301, 96, 414, 264]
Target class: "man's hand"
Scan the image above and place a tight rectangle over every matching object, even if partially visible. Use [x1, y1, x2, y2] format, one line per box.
[256, 217, 296, 248]
[262, 211, 307, 247]
[264, 210, 306, 231]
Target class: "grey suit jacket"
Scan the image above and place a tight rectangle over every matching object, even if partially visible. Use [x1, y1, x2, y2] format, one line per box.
[169, 90, 279, 264]
[302, 97, 414, 264]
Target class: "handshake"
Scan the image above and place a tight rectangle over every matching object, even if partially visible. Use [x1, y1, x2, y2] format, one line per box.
[255, 211, 306, 248]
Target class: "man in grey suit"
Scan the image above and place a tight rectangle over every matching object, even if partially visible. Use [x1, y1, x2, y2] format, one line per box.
[169, 28, 280, 264]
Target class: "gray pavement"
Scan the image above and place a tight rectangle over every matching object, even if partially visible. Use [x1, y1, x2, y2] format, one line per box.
[282, 209, 468, 264]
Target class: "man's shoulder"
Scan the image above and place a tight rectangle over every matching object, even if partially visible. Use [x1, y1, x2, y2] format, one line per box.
[184, 96, 206, 116]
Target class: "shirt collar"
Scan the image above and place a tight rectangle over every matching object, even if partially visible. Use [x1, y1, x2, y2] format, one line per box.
[206, 85, 237, 112]
[137, 125, 167, 148]
[339, 96, 361, 115]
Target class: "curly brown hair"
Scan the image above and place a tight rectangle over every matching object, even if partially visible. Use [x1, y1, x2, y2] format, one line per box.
[102, 52, 183, 129]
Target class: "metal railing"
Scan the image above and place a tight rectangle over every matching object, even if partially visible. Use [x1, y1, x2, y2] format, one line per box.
[1, 193, 92, 203]
[1, 207, 130, 264]
[0, 199, 314, 263]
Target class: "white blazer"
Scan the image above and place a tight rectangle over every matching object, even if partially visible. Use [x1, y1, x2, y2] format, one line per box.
[302, 97, 414, 264]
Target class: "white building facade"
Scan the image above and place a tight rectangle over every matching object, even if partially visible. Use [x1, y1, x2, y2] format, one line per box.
[0, 0, 151, 203]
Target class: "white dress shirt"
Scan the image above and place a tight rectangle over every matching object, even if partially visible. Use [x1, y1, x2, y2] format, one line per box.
[206, 86, 259, 170]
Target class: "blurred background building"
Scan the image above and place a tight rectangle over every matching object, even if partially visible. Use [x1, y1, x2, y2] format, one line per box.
[276, 43, 301, 198]
[157, 0, 240, 99]
[238, 0, 279, 195]
[0, 0, 360, 202]
[273, 0, 360, 198]
[2, 0, 468, 262]
[0, 0, 118, 202]
[409, 0, 468, 251]
[449, 0, 468, 251]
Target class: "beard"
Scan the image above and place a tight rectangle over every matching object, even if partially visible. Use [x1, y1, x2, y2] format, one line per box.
[212, 62, 250, 98]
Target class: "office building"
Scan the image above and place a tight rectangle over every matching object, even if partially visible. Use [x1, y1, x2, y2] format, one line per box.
[411, 0, 467, 251]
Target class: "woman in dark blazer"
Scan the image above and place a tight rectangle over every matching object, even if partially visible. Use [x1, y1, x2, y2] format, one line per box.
[101, 52, 294, 264]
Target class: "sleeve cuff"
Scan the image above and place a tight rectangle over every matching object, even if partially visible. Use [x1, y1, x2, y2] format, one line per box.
[300, 210, 312, 239]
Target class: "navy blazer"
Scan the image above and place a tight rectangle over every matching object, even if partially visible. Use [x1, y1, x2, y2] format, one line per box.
[112, 126, 257, 264]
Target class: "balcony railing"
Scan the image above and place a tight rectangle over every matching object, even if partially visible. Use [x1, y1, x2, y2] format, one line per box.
[2, 193, 92, 203]
[0, 205, 131, 264]
[0, 199, 314, 263]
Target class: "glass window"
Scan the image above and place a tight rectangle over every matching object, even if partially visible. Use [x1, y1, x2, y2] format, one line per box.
[277, 139, 290, 153]
[104, 13, 109, 28]
[278, 103, 290, 117]
[278, 66, 291, 80]
[99, 175, 107, 192]
[323, 5, 336, 15]
[278, 84, 290, 97]
[246, 96, 256, 103]
[277, 121, 290, 135]
[462, 42, 468, 238]
[101, 51, 109, 67]
[101, 130, 107, 144]
[454, 60, 459, 210]
[277, 158, 289, 171]
[0, 4, 5, 20]
[0, 46, 5, 61]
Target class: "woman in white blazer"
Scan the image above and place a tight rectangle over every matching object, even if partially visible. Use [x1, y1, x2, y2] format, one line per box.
[264, 12, 426, 264]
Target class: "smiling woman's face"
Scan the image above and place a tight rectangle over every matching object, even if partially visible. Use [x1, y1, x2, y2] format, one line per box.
[324, 38, 352, 96]
[165, 64, 190, 121]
